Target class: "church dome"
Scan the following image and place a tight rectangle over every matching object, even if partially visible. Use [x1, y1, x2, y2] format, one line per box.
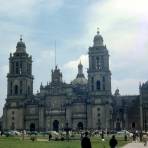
[16, 36, 26, 53]
[71, 77, 88, 86]
[93, 29, 104, 47]
[71, 61, 87, 86]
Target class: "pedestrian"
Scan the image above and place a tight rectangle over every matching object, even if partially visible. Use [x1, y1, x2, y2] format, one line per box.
[109, 135, 118, 148]
[48, 132, 52, 141]
[132, 133, 136, 142]
[101, 130, 104, 140]
[124, 134, 127, 141]
[81, 132, 92, 148]
[139, 131, 143, 142]
[143, 133, 148, 147]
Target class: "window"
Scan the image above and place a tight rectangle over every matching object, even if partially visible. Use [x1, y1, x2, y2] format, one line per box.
[97, 108, 100, 111]
[101, 56, 104, 69]
[91, 85, 94, 91]
[91, 77, 94, 83]
[11, 122, 15, 130]
[12, 62, 14, 73]
[96, 80, 101, 90]
[12, 111, 15, 115]
[96, 57, 101, 70]
[28, 86, 30, 95]
[12, 117, 15, 120]
[10, 82, 13, 95]
[98, 113, 100, 117]
[103, 84, 105, 90]
[102, 77, 105, 90]
[27, 63, 31, 74]
[16, 62, 19, 74]
[92, 56, 95, 69]
[14, 85, 18, 95]
[91, 77, 94, 91]
[20, 81, 23, 94]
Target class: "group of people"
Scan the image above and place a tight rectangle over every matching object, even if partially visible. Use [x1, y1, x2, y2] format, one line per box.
[81, 132, 118, 148]
[132, 131, 148, 146]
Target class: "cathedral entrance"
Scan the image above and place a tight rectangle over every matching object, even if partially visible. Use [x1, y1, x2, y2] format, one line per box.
[132, 122, 135, 129]
[30, 123, 35, 131]
[116, 122, 121, 131]
[77, 122, 83, 130]
[53, 120, 59, 132]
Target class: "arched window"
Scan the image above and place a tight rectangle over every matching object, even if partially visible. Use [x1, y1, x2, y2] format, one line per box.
[96, 80, 101, 90]
[28, 86, 30, 95]
[16, 62, 19, 74]
[91, 77, 94, 91]
[103, 77, 105, 90]
[20, 81, 23, 94]
[92, 56, 95, 69]
[10, 82, 13, 95]
[96, 57, 101, 70]
[12, 62, 14, 73]
[14, 85, 18, 95]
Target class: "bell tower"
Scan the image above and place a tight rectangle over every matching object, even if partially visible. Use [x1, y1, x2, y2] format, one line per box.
[88, 29, 111, 96]
[87, 29, 112, 130]
[7, 36, 33, 99]
[3, 36, 34, 131]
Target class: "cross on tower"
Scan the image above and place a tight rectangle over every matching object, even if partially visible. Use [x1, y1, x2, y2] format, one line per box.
[97, 27, 100, 34]
[20, 35, 23, 41]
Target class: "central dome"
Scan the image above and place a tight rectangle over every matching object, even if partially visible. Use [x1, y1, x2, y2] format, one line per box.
[71, 62, 87, 86]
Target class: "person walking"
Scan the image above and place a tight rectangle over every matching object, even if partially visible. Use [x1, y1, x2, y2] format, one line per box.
[109, 135, 118, 148]
[143, 133, 148, 147]
[81, 132, 92, 148]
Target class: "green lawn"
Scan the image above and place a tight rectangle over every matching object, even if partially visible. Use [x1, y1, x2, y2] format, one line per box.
[0, 136, 128, 148]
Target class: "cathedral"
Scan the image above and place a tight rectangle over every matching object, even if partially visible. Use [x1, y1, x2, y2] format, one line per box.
[2, 30, 148, 132]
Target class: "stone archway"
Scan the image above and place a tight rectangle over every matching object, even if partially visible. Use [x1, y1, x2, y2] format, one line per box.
[116, 122, 121, 131]
[132, 122, 136, 129]
[77, 122, 83, 130]
[30, 123, 35, 131]
[53, 120, 59, 132]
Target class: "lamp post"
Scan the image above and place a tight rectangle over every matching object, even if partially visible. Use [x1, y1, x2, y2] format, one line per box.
[144, 109, 147, 132]
[65, 121, 70, 141]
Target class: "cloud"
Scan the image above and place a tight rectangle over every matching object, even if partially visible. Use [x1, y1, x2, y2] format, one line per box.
[0, 65, 8, 117]
[62, 54, 88, 82]
[112, 78, 142, 95]
[0, 0, 64, 18]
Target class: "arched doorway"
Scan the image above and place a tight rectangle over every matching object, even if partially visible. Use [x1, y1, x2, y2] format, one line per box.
[132, 122, 135, 129]
[30, 123, 35, 131]
[116, 122, 121, 131]
[53, 120, 59, 132]
[77, 122, 83, 130]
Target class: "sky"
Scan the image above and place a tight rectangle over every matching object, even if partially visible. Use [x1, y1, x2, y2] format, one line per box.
[0, 0, 148, 116]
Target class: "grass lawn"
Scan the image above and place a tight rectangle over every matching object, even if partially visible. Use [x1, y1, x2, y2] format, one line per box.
[0, 136, 128, 148]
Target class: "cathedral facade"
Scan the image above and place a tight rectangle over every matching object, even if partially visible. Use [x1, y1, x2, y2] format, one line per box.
[2, 30, 148, 132]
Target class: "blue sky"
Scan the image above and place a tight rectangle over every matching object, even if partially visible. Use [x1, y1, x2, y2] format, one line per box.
[0, 0, 148, 116]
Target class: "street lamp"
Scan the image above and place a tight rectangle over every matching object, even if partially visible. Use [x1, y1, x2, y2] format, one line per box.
[65, 121, 70, 141]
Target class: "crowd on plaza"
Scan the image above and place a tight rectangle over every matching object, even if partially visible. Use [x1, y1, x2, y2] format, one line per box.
[0, 129, 148, 147]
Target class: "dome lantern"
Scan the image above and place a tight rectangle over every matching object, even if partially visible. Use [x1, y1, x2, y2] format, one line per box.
[93, 28, 104, 47]
[16, 35, 26, 53]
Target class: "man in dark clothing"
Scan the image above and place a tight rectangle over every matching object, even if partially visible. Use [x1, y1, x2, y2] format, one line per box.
[48, 133, 52, 141]
[81, 132, 92, 148]
[109, 135, 118, 148]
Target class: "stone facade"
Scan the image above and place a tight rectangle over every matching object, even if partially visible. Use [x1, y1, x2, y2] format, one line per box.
[2, 30, 148, 132]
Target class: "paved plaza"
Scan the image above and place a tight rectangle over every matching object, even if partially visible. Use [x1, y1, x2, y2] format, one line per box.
[123, 142, 148, 148]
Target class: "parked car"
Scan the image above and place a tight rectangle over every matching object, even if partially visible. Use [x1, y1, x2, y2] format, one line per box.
[4, 130, 21, 136]
[117, 130, 131, 136]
